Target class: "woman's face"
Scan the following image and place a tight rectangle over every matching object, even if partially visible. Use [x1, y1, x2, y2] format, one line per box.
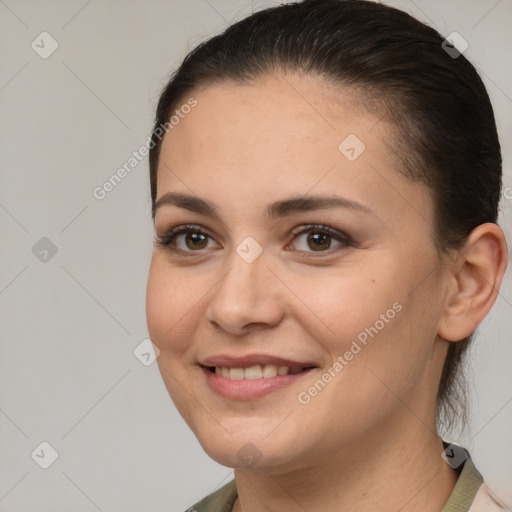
[146, 73, 450, 471]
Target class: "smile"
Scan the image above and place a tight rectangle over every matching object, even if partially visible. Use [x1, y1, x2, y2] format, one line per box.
[201, 364, 315, 400]
[211, 364, 307, 380]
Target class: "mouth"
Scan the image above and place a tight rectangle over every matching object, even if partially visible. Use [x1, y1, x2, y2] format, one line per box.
[204, 364, 313, 380]
[199, 355, 318, 400]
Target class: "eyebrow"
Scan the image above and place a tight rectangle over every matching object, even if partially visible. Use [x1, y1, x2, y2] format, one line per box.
[153, 192, 374, 219]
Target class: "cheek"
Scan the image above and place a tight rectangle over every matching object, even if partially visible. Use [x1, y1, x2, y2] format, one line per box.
[295, 266, 402, 348]
[146, 259, 205, 425]
[145, 257, 202, 353]
[301, 262, 435, 396]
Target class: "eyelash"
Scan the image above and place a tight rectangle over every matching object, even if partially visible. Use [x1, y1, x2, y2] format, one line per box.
[154, 223, 354, 258]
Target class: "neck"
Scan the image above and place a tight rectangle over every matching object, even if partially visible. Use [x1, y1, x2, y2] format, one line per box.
[232, 418, 458, 512]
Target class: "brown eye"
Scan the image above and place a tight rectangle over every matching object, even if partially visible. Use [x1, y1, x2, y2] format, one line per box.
[185, 232, 208, 250]
[307, 232, 332, 251]
[289, 224, 352, 255]
[154, 224, 218, 252]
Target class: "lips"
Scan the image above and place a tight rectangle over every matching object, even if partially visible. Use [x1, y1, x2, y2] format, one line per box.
[199, 353, 318, 400]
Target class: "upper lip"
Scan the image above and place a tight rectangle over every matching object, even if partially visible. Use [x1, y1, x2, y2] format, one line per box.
[200, 353, 317, 369]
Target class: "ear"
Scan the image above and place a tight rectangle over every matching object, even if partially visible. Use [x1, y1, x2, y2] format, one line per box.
[438, 223, 508, 342]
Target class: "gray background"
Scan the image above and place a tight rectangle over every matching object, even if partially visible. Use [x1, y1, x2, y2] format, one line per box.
[0, 0, 511, 510]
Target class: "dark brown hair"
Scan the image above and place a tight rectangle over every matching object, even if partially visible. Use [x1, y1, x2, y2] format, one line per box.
[148, 0, 502, 432]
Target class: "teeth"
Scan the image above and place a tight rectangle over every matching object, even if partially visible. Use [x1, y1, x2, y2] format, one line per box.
[262, 364, 278, 378]
[244, 365, 263, 379]
[213, 364, 306, 380]
[277, 365, 289, 376]
[229, 368, 245, 380]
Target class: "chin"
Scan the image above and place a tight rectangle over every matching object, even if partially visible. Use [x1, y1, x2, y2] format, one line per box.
[192, 422, 304, 472]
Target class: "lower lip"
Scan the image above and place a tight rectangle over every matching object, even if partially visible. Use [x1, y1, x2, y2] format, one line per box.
[201, 366, 315, 400]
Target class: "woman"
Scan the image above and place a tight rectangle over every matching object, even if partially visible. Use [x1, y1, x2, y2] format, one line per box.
[145, 0, 510, 510]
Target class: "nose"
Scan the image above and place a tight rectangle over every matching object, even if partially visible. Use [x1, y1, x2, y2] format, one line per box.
[204, 249, 285, 336]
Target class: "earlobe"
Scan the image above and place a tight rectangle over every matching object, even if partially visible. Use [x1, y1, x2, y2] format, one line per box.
[437, 223, 508, 342]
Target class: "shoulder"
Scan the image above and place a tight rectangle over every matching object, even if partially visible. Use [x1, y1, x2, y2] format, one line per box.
[185, 479, 237, 512]
[469, 484, 511, 512]
[441, 443, 510, 512]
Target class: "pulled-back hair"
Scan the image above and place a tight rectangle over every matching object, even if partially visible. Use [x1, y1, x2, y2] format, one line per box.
[148, 0, 502, 433]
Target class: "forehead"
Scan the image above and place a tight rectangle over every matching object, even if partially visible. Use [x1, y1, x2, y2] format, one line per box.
[164, 73, 377, 162]
[156, 73, 432, 225]
[159, 74, 378, 179]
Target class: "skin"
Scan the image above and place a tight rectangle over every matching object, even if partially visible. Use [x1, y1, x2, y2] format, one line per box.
[145, 73, 508, 511]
